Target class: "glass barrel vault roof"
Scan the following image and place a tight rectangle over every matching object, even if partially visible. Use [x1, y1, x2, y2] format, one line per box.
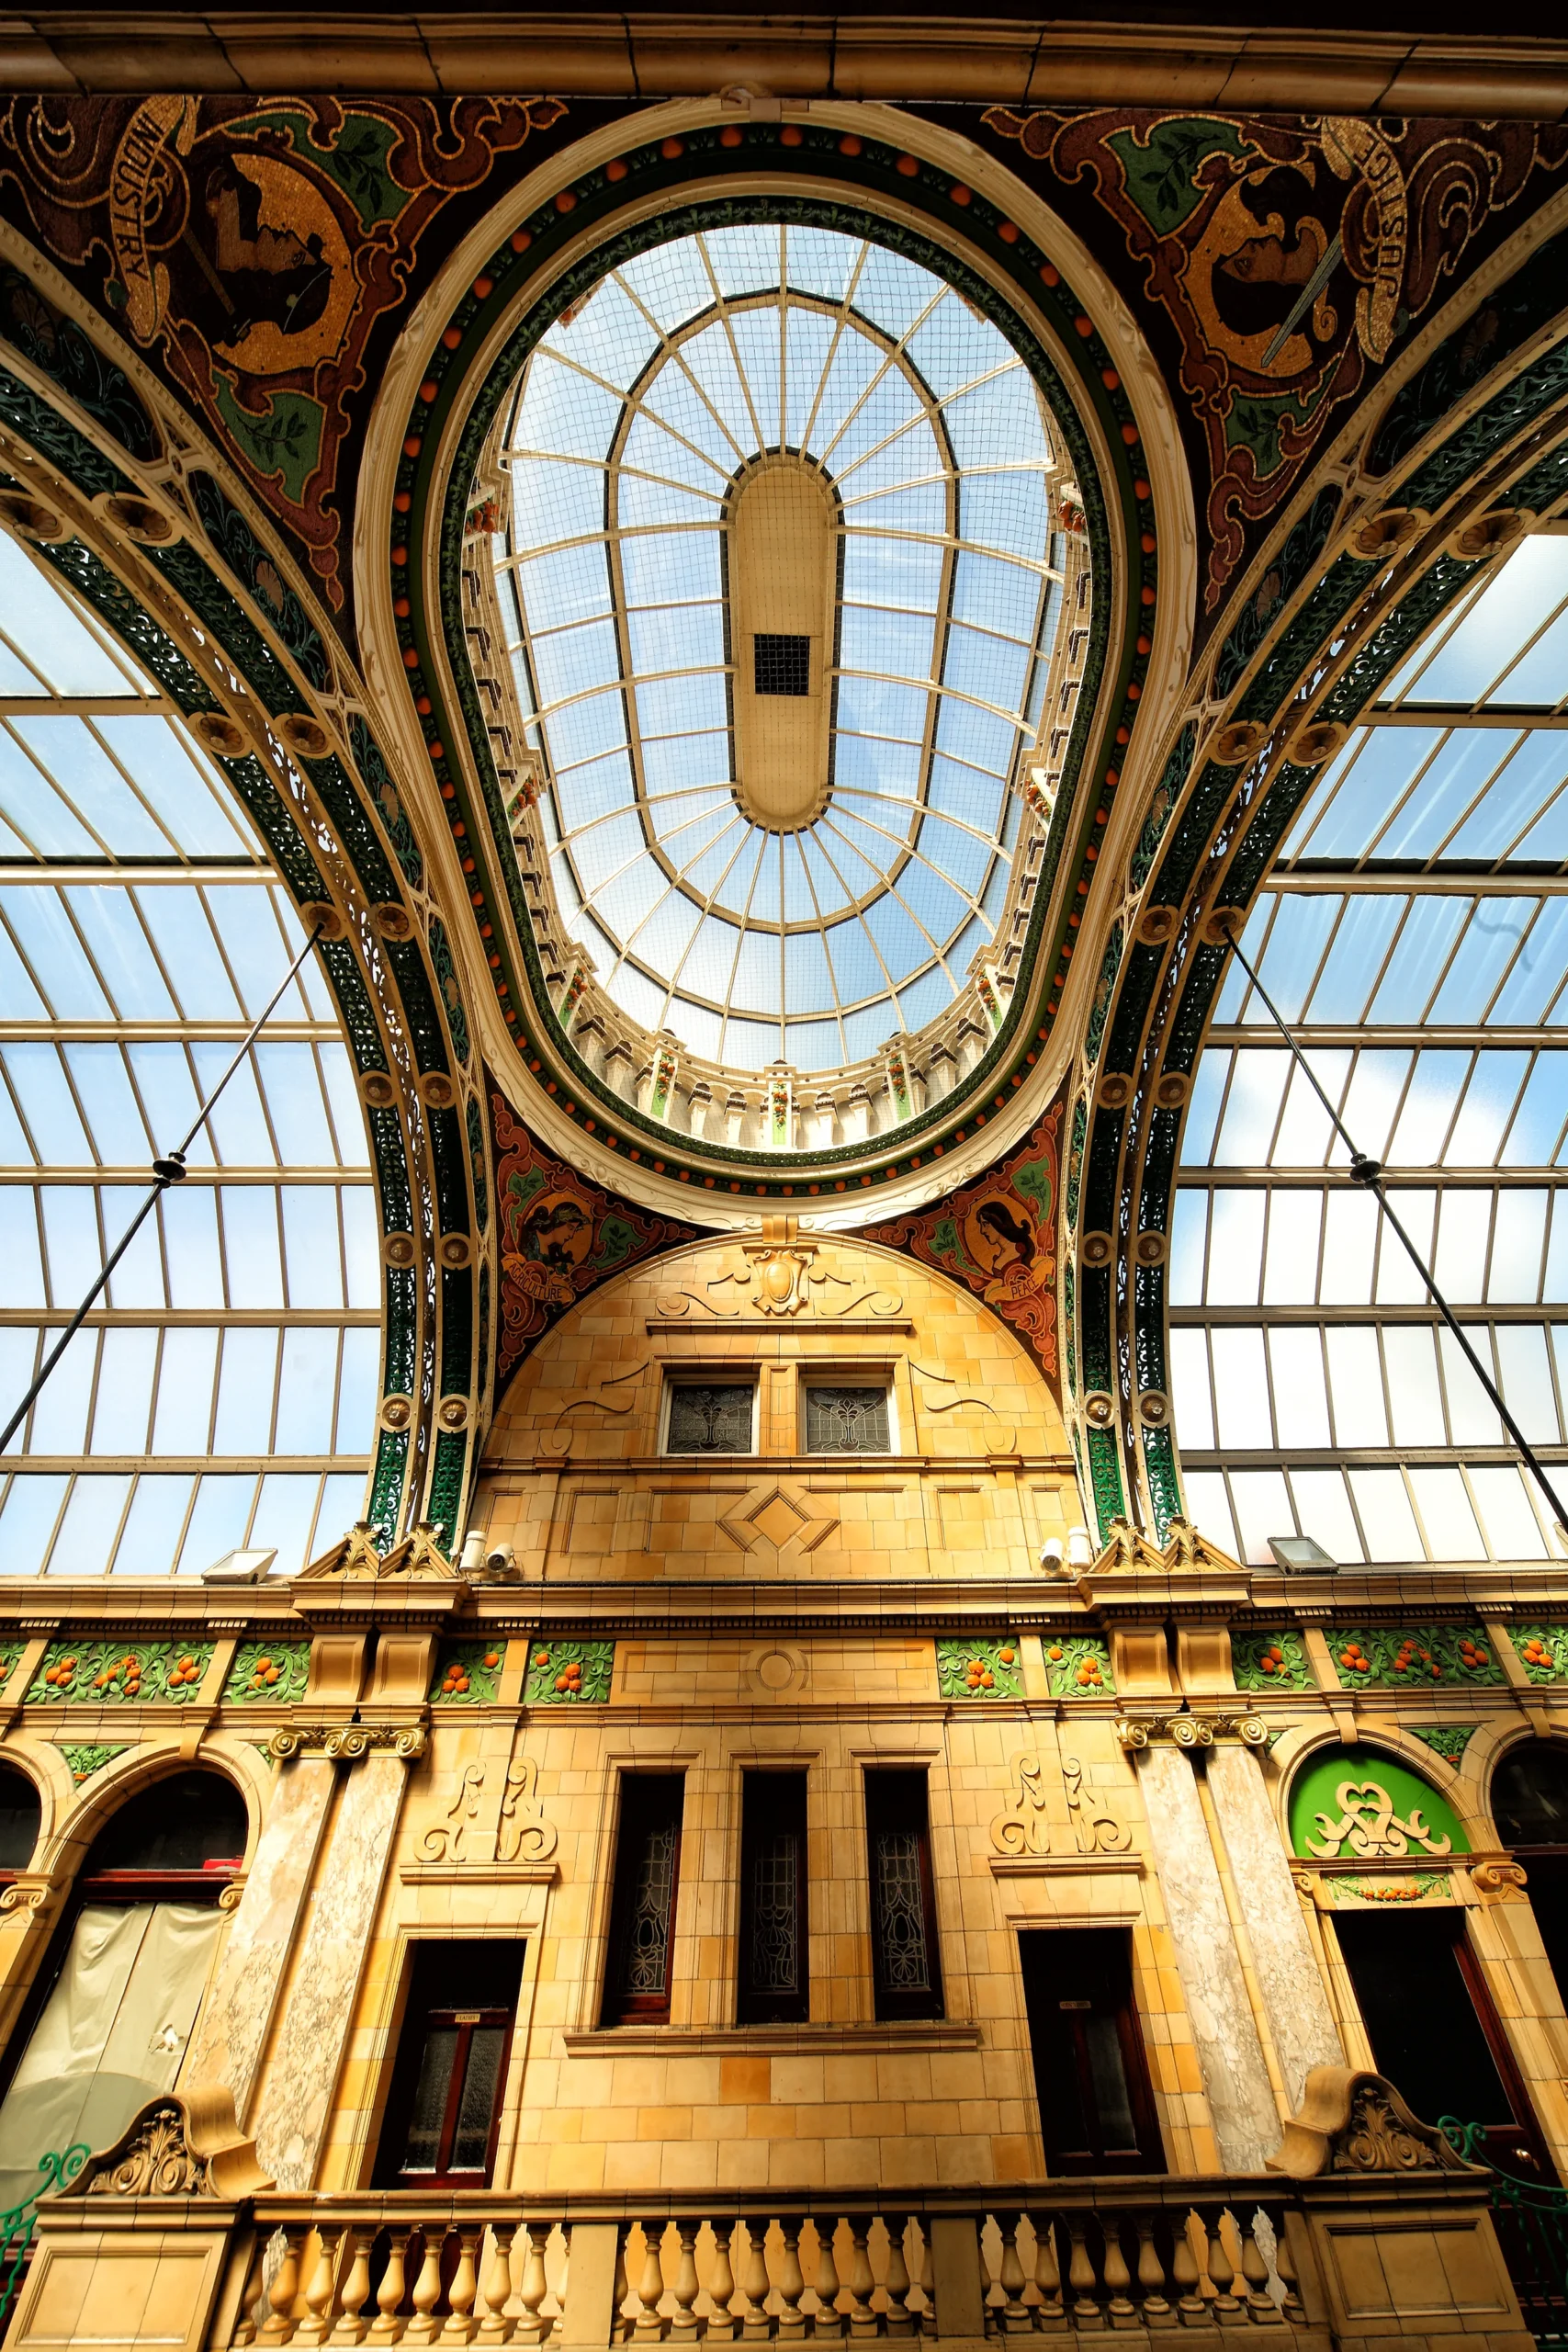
[495, 222, 1065, 1074]
[0, 531, 376, 1578]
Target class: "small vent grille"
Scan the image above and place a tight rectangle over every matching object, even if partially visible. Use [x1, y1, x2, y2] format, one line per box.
[753, 634, 810, 696]
[805, 1385, 890, 1453]
[667, 1382, 755, 1454]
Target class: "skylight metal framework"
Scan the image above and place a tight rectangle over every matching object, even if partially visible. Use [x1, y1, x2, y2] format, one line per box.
[0, 532, 376, 1578]
[1174, 532, 1568, 1567]
[495, 222, 1064, 1077]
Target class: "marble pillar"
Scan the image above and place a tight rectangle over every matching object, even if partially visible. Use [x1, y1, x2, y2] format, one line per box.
[1207, 1742, 1344, 2112]
[1134, 1743, 1280, 2174]
[252, 1755, 409, 2190]
[184, 1758, 334, 2128]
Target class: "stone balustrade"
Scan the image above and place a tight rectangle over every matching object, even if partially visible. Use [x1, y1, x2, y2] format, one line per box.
[223, 2186, 1311, 2347]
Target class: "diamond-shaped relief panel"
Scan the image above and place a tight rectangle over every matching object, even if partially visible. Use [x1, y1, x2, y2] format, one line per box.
[719, 1482, 839, 1563]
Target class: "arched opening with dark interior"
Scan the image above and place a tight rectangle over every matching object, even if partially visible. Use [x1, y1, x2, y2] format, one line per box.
[0, 1761, 39, 1874]
[0, 1766, 246, 2199]
[1494, 1740, 1568, 2017]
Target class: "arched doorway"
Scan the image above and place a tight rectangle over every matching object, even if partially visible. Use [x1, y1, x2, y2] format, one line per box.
[1291, 1740, 1551, 2176]
[0, 1767, 245, 2199]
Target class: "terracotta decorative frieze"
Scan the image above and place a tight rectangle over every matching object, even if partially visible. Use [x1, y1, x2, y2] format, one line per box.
[936, 1636, 1023, 1702]
[1410, 1724, 1479, 1764]
[1042, 1634, 1114, 1697]
[1513, 1625, 1568, 1683]
[224, 1641, 312, 1707]
[525, 1639, 613, 1703]
[267, 1723, 426, 1762]
[429, 1640, 504, 1704]
[1233, 1629, 1314, 1692]
[26, 1639, 214, 1705]
[1326, 1625, 1503, 1689]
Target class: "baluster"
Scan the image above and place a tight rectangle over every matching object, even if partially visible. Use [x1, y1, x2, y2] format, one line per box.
[1267, 2215, 1306, 2328]
[607, 2226, 632, 2346]
[705, 2222, 737, 2343]
[304, 2228, 348, 2348]
[776, 2221, 807, 2342]
[881, 2219, 913, 2340]
[996, 2216, 1031, 2335]
[478, 2225, 517, 2346]
[1201, 2218, 1241, 2320]
[515, 2224, 552, 2347]
[912, 2222, 935, 2339]
[634, 2222, 668, 2343]
[1100, 2219, 1135, 2328]
[1064, 2221, 1100, 2327]
[261, 2227, 310, 2346]
[442, 2230, 482, 2344]
[844, 2222, 876, 2340]
[331, 2230, 375, 2346]
[232, 2232, 271, 2346]
[1134, 2220, 1170, 2328]
[1238, 2214, 1280, 2326]
[1169, 2218, 1210, 2329]
[405, 2230, 448, 2348]
[811, 2219, 843, 2341]
[668, 2225, 703, 2343]
[1030, 2215, 1066, 2333]
[554, 2225, 572, 2346]
[739, 2221, 773, 2343]
[369, 2231, 414, 2345]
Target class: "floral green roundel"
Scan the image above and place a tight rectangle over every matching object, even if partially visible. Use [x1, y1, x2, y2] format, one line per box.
[1289, 1744, 1470, 1861]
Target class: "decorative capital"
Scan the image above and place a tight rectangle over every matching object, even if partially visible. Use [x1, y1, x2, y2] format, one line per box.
[268, 1723, 426, 1763]
[1116, 1713, 1267, 1750]
[0, 1873, 56, 1923]
[1268, 2066, 1479, 2180]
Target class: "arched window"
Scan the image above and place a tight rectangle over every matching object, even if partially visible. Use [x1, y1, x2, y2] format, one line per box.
[0, 530, 378, 1577]
[1174, 532, 1568, 1568]
[0, 1760, 39, 1872]
[0, 1766, 244, 2199]
[1492, 1739, 1568, 2023]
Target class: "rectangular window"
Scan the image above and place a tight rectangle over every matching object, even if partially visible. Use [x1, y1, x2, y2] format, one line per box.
[804, 1383, 891, 1454]
[865, 1770, 943, 2022]
[601, 1774, 684, 2027]
[753, 634, 809, 696]
[373, 1940, 524, 2189]
[738, 1772, 808, 2025]
[1018, 1927, 1165, 2176]
[666, 1381, 755, 1455]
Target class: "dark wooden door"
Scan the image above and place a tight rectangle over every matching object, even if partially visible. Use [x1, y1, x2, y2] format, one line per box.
[1334, 1907, 1552, 2178]
[1019, 1928, 1165, 2176]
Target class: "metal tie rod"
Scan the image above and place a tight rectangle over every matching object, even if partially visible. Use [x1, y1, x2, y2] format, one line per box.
[1219, 915, 1568, 1540]
[0, 912, 328, 1458]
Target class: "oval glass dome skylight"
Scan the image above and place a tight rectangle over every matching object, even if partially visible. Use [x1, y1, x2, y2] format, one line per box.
[494, 221, 1069, 1075]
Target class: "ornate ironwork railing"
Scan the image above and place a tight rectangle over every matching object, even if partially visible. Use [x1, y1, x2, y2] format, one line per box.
[0, 2146, 90, 2330]
[1441, 2118, 1568, 2345]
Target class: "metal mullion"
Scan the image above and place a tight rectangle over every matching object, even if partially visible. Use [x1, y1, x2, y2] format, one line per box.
[0, 1021, 335, 1043]
[0, 692, 165, 718]
[85, 715, 189, 864]
[694, 236, 769, 454]
[1212, 1022, 1568, 1048]
[777, 836, 786, 1059]
[840, 515, 1060, 577]
[1179, 1444, 1568, 1466]
[0, 1048, 39, 1168]
[48, 881, 142, 1027]
[1205, 1048, 1240, 1170]
[30, 1474, 73, 1572]
[1397, 1463, 1437, 1563]
[798, 239, 871, 458]
[1171, 1301, 1568, 1323]
[1196, 1183, 1214, 1306]
[0, 862, 268, 886]
[1409, 888, 1481, 1023]
[1350, 893, 1409, 1024]
[718, 822, 772, 1045]
[0, 1167, 354, 1186]
[0, 893, 62, 1023]
[0, 1306, 377, 1324]
[16, 1452, 369, 1474]
[1545, 1312, 1568, 1442]
[1351, 727, 1439, 870]
[776, 229, 788, 448]
[1177, 1167, 1568, 1189]
[1486, 1060, 1534, 1177]
[834, 419, 949, 501]
[1477, 586, 1568, 709]
[1278, 871, 1568, 897]
[1239, 891, 1285, 1025]
[1425, 728, 1523, 870]
[1472, 899, 1544, 1028]
[805, 827, 901, 1007]
[787, 833, 848, 1066]
[2, 717, 121, 863]
[1495, 761, 1568, 867]
[818, 814, 953, 982]
[1430, 1046, 1475, 1170]
[1383, 570, 1491, 710]
[660, 822, 755, 1014]
[814, 288, 945, 475]
[598, 458, 725, 508]
[1260, 1298, 1281, 1443]
[1367, 705, 1568, 729]
[838, 665, 1025, 731]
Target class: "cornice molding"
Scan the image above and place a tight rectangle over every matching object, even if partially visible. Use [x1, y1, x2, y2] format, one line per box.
[4, 21, 1568, 119]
